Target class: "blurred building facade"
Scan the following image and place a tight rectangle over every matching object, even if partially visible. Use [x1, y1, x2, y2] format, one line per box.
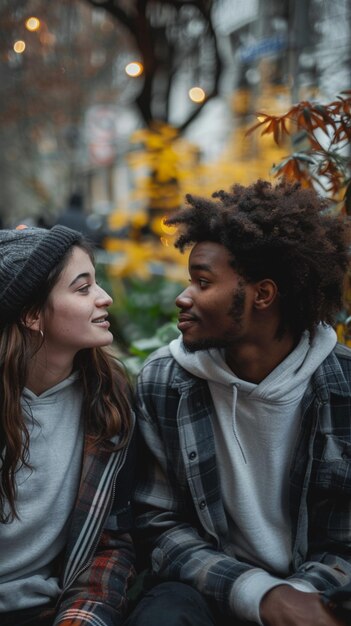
[84, 0, 351, 221]
[1, 0, 350, 226]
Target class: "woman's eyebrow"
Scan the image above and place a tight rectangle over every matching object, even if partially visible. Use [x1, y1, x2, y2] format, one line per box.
[69, 272, 91, 287]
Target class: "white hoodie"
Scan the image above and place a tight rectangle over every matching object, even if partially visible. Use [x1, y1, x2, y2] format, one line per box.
[169, 324, 337, 623]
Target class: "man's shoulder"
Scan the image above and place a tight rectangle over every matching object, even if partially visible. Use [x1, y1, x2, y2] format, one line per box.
[143, 344, 173, 365]
[331, 342, 351, 370]
[334, 342, 351, 360]
[138, 345, 196, 387]
[141, 345, 176, 375]
[317, 341, 351, 383]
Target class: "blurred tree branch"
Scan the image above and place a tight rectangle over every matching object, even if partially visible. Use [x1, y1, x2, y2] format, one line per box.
[85, 0, 223, 129]
[247, 91, 351, 213]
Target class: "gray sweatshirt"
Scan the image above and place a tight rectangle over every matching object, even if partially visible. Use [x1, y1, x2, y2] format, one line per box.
[0, 373, 83, 611]
[169, 324, 337, 623]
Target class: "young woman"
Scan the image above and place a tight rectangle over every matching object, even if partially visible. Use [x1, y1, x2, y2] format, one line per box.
[0, 224, 136, 626]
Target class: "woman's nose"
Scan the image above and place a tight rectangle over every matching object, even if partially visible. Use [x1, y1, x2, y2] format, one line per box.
[96, 286, 113, 306]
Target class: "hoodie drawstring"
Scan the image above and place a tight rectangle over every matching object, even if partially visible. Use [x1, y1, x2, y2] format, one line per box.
[232, 383, 247, 464]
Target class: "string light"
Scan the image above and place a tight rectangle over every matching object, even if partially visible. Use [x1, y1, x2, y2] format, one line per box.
[13, 40, 26, 54]
[188, 87, 206, 103]
[125, 61, 144, 77]
[25, 17, 40, 31]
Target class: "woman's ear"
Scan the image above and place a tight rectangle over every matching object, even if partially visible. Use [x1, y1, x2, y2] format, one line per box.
[253, 279, 278, 310]
[22, 311, 42, 332]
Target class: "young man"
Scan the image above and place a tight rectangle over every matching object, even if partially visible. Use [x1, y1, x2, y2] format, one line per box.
[128, 180, 351, 626]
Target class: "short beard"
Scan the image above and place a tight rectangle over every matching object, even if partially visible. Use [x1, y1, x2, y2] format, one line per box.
[228, 279, 246, 323]
[182, 282, 246, 353]
[182, 337, 230, 353]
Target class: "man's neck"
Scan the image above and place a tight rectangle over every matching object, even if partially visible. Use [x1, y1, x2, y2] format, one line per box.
[225, 333, 296, 384]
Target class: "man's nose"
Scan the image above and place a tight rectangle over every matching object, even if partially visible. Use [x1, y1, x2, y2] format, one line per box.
[175, 288, 193, 309]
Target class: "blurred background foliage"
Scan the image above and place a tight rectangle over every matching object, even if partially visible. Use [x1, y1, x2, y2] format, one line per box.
[247, 90, 351, 348]
[96, 261, 181, 376]
[1, 0, 351, 369]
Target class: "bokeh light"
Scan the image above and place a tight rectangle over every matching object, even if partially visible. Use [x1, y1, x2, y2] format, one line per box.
[13, 40, 26, 53]
[188, 86, 205, 103]
[25, 17, 40, 32]
[125, 61, 144, 77]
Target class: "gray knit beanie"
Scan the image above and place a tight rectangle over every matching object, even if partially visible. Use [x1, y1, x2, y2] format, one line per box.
[0, 224, 83, 323]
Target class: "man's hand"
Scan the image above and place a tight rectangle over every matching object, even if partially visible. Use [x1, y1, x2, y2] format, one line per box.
[259, 585, 347, 626]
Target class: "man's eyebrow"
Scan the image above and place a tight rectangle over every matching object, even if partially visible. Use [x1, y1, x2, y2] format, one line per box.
[189, 263, 213, 272]
[69, 272, 91, 287]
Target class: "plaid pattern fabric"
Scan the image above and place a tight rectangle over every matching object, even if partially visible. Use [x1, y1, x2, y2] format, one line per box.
[134, 343, 351, 616]
[53, 425, 136, 626]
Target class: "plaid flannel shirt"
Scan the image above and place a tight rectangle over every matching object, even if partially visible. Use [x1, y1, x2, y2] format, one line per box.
[134, 342, 351, 617]
[52, 418, 136, 626]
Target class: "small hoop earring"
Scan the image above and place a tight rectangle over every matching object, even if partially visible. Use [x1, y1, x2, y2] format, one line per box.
[39, 329, 44, 339]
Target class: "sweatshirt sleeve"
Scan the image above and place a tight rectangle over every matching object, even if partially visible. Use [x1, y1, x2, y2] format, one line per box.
[230, 569, 316, 624]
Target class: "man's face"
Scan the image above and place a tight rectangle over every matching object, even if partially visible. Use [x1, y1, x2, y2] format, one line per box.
[176, 241, 255, 352]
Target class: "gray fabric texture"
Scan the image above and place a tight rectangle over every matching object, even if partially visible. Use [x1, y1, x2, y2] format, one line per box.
[0, 225, 82, 321]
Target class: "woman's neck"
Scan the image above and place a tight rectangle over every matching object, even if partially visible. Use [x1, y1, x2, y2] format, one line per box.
[26, 350, 75, 395]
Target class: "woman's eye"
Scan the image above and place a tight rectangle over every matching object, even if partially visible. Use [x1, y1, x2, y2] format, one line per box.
[78, 284, 90, 293]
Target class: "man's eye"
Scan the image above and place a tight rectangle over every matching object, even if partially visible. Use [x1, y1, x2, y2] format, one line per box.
[188, 277, 208, 287]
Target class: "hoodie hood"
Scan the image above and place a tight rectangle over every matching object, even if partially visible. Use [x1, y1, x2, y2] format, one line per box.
[169, 324, 337, 404]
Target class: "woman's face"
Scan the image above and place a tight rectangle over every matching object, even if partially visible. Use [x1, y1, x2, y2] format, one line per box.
[41, 246, 113, 357]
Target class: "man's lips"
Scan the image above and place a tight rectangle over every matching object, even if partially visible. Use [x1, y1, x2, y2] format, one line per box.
[177, 313, 198, 331]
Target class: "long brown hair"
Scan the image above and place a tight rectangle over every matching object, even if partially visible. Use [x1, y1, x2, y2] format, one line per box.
[0, 242, 133, 523]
